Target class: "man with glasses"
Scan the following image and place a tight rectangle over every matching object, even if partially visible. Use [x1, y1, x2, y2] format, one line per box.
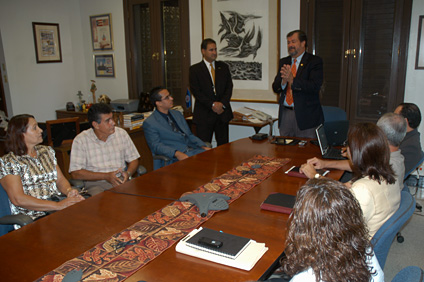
[143, 87, 210, 169]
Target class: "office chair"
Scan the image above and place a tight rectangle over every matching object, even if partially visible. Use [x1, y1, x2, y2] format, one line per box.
[152, 142, 212, 170]
[371, 191, 415, 269]
[391, 266, 424, 282]
[0, 184, 33, 237]
[322, 106, 347, 122]
[46, 117, 80, 147]
[403, 152, 424, 212]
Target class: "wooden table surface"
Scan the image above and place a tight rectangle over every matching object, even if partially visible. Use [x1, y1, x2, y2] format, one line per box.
[0, 138, 342, 282]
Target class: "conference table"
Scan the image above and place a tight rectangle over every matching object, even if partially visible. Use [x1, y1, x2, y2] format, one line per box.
[0, 137, 343, 281]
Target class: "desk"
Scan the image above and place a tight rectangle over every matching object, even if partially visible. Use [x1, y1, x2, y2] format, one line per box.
[0, 138, 342, 281]
[230, 118, 278, 135]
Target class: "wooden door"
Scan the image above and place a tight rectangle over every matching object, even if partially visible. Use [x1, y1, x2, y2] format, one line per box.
[123, 0, 190, 110]
[301, 0, 412, 123]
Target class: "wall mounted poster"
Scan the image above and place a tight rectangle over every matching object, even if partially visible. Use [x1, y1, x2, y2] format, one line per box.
[202, 0, 280, 102]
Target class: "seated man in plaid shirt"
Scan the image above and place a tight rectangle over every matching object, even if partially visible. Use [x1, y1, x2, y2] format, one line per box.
[69, 103, 140, 196]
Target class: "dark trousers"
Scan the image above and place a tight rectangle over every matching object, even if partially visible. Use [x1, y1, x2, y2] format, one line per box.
[279, 106, 316, 138]
[196, 120, 229, 146]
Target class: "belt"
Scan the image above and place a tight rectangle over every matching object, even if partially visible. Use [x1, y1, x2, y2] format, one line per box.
[284, 106, 294, 110]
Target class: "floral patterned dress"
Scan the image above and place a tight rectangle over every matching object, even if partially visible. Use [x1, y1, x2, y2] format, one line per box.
[0, 145, 60, 220]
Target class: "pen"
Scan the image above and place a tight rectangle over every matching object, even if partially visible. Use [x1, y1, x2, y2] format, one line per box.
[285, 166, 296, 174]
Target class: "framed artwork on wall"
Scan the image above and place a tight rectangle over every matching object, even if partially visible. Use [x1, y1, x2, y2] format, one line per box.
[94, 54, 115, 77]
[90, 13, 113, 51]
[202, 0, 280, 102]
[416, 15, 424, 69]
[32, 22, 62, 63]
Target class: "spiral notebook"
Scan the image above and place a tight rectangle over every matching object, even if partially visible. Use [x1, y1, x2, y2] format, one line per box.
[176, 227, 268, 271]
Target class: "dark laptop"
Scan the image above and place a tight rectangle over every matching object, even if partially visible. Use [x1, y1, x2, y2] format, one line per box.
[324, 120, 349, 146]
[316, 124, 346, 160]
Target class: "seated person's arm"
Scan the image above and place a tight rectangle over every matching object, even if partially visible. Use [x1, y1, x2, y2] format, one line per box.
[307, 157, 352, 171]
[56, 165, 84, 199]
[0, 175, 83, 212]
[70, 169, 125, 187]
[174, 150, 189, 161]
[124, 158, 139, 181]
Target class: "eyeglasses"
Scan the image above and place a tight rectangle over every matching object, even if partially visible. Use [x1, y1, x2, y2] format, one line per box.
[161, 94, 172, 101]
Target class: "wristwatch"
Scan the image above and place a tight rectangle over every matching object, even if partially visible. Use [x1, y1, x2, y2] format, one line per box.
[314, 173, 321, 179]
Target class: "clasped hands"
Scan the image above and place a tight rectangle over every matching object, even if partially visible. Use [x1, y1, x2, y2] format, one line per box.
[107, 169, 129, 187]
[212, 102, 225, 115]
[280, 64, 294, 85]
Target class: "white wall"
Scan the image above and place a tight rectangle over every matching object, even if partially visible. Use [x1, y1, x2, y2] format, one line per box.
[404, 0, 424, 146]
[0, 0, 422, 147]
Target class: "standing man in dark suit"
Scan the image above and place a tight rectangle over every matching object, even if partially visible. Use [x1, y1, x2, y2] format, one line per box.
[189, 38, 233, 146]
[272, 30, 324, 138]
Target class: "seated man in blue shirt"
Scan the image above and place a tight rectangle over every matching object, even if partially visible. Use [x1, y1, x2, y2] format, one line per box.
[143, 87, 211, 169]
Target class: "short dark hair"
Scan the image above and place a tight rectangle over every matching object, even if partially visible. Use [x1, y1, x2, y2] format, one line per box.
[397, 103, 421, 129]
[201, 38, 216, 50]
[348, 122, 395, 184]
[5, 114, 35, 156]
[377, 113, 407, 147]
[88, 103, 112, 128]
[282, 178, 372, 282]
[287, 30, 308, 48]
[149, 86, 166, 108]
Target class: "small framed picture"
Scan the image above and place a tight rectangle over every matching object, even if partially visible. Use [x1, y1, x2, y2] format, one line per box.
[416, 15, 424, 69]
[32, 22, 62, 63]
[90, 13, 113, 51]
[94, 54, 115, 77]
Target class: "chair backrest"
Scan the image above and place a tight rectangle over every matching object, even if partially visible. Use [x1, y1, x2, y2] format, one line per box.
[322, 106, 347, 122]
[391, 266, 424, 282]
[46, 117, 80, 147]
[404, 151, 424, 180]
[371, 191, 416, 269]
[0, 184, 14, 236]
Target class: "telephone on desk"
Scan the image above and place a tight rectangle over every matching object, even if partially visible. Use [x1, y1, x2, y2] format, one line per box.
[251, 110, 272, 121]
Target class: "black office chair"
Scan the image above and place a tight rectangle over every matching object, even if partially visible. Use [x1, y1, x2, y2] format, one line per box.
[403, 151, 424, 212]
[0, 184, 33, 237]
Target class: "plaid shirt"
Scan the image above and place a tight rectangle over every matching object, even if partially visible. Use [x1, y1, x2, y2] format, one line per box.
[69, 127, 140, 173]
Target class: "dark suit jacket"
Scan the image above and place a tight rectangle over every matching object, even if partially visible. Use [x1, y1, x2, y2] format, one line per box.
[189, 60, 233, 124]
[272, 52, 324, 130]
[143, 109, 206, 159]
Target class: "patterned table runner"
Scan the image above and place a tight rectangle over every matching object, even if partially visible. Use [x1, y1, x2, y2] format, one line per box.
[36, 155, 290, 282]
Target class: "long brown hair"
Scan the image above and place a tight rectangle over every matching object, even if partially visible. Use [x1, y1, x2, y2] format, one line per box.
[348, 122, 395, 184]
[282, 178, 374, 282]
[5, 114, 34, 156]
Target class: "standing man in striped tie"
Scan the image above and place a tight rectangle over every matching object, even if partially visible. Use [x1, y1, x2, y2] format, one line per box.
[272, 30, 324, 138]
[189, 38, 233, 146]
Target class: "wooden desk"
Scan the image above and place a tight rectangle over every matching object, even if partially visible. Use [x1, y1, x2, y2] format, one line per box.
[0, 138, 342, 281]
[55, 109, 153, 173]
[230, 118, 278, 134]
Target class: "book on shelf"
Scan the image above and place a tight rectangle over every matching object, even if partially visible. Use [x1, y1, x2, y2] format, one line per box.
[176, 227, 268, 271]
[260, 192, 296, 214]
[284, 166, 329, 179]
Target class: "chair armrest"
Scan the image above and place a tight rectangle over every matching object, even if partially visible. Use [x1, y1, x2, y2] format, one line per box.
[136, 165, 147, 176]
[0, 214, 33, 226]
[69, 179, 84, 189]
[153, 155, 171, 162]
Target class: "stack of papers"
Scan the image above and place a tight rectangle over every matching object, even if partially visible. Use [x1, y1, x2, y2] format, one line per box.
[176, 227, 268, 271]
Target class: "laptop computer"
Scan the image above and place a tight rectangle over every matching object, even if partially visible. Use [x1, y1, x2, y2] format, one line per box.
[324, 120, 349, 146]
[316, 124, 347, 160]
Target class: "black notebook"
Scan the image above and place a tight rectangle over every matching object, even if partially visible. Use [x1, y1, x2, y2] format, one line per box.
[186, 227, 251, 259]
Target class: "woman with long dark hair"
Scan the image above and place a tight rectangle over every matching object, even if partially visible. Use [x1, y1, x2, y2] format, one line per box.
[301, 123, 399, 237]
[0, 114, 84, 225]
[281, 178, 383, 282]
